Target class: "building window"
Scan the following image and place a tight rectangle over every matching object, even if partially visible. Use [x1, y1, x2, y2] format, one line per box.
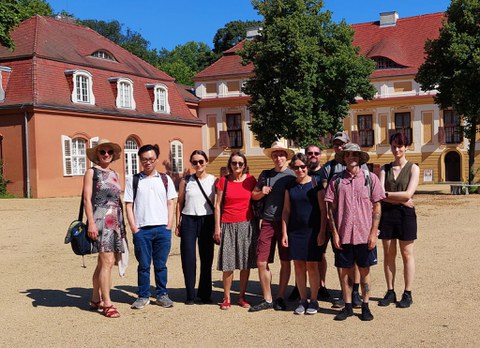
[373, 57, 405, 70]
[91, 50, 115, 61]
[206, 83, 216, 94]
[394, 112, 412, 145]
[154, 85, 170, 113]
[125, 137, 139, 177]
[226, 113, 243, 148]
[89, 137, 99, 166]
[358, 115, 374, 147]
[62, 135, 87, 176]
[109, 77, 135, 109]
[65, 69, 95, 105]
[170, 140, 183, 174]
[444, 110, 462, 144]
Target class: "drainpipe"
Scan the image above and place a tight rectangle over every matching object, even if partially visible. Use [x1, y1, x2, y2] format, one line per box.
[24, 111, 31, 198]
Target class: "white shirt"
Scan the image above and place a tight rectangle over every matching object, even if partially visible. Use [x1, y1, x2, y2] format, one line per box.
[182, 174, 215, 216]
[124, 171, 177, 228]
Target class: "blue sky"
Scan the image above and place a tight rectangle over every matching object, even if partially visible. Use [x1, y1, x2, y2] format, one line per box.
[48, 0, 451, 51]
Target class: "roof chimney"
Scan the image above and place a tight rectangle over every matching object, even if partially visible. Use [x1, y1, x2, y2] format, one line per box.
[379, 11, 399, 27]
[246, 26, 262, 40]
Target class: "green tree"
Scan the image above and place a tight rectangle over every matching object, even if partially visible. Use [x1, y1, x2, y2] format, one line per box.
[0, 0, 53, 50]
[416, 0, 480, 184]
[241, 0, 376, 147]
[213, 19, 263, 54]
[0, 0, 20, 50]
[158, 41, 216, 84]
[17, 0, 53, 21]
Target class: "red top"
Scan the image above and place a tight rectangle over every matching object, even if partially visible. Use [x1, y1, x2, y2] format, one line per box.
[216, 174, 257, 223]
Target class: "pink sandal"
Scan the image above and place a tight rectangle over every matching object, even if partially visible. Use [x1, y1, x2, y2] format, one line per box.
[238, 298, 250, 308]
[219, 299, 231, 310]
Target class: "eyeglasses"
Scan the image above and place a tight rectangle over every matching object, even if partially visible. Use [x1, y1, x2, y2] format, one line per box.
[191, 160, 205, 165]
[293, 165, 307, 170]
[307, 151, 320, 156]
[140, 158, 157, 163]
[231, 161, 244, 167]
[99, 150, 114, 156]
[333, 142, 345, 148]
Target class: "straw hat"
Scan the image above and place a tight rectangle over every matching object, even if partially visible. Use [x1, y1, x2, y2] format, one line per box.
[86, 138, 122, 164]
[263, 141, 295, 160]
[335, 143, 370, 165]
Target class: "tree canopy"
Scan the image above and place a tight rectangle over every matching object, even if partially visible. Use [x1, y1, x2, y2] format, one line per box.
[213, 19, 263, 55]
[416, 0, 480, 183]
[241, 0, 375, 147]
[0, 0, 53, 50]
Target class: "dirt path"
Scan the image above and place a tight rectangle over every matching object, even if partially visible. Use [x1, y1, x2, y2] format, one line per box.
[0, 193, 478, 347]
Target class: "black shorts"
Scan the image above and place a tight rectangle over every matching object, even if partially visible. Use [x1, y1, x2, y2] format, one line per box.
[334, 244, 378, 268]
[379, 205, 417, 241]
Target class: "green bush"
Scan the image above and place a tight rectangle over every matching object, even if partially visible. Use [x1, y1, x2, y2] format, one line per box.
[0, 160, 10, 197]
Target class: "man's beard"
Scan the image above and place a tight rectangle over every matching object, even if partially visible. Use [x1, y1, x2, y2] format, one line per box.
[308, 160, 319, 171]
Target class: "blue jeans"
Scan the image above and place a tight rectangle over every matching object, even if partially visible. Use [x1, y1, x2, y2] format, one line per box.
[180, 214, 214, 301]
[133, 225, 171, 298]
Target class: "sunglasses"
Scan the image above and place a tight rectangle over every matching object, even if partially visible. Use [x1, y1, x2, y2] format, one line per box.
[293, 165, 307, 170]
[191, 160, 205, 165]
[231, 161, 244, 167]
[99, 150, 114, 156]
[140, 158, 157, 163]
[307, 151, 320, 156]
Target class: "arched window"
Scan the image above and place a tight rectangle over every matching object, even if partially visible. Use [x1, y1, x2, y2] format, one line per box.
[65, 69, 95, 105]
[61, 135, 87, 176]
[110, 77, 135, 109]
[124, 137, 139, 177]
[154, 85, 170, 113]
[170, 140, 183, 174]
[91, 50, 115, 61]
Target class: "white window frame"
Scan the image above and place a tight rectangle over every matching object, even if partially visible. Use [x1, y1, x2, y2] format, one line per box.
[65, 69, 95, 105]
[170, 140, 183, 174]
[110, 77, 136, 109]
[0, 66, 12, 102]
[124, 137, 139, 178]
[153, 84, 170, 114]
[62, 135, 87, 176]
[89, 137, 99, 167]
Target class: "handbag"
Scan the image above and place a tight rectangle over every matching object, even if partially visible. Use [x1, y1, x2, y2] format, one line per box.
[64, 192, 93, 267]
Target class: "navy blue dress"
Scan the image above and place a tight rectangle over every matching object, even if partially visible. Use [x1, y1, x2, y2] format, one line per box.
[287, 181, 322, 261]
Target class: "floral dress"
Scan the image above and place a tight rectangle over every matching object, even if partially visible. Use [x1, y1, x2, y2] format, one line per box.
[91, 167, 126, 253]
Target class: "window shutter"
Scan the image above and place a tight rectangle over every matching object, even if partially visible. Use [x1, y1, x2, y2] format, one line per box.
[171, 143, 177, 173]
[62, 135, 72, 176]
[438, 127, 445, 144]
[177, 143, 183, 173]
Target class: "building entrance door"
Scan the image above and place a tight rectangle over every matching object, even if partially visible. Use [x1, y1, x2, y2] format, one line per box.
[444, 151, 461, 182]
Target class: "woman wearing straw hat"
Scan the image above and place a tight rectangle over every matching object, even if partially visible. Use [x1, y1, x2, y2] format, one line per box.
[84, 138, 126, 318]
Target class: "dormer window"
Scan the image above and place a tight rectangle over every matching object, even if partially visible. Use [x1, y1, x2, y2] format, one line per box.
[372, 57, 405, 70]
[146, 83, 170, 114]
[109, 77, 136, 109]
[65, 69, 95, 105]
[91, 50, 116, 61]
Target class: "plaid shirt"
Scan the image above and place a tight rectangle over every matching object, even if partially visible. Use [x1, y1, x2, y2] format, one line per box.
[324, 169, 385, 245]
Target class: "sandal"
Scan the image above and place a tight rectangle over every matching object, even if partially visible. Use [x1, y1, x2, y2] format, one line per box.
[238, 298, 250, 308]
[102, 305, 120, 318]
[89, 300, 103, 311]
[219, 299, 231, 310]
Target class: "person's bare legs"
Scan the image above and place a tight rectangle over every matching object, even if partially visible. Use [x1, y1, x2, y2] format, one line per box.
[359, 266, 372, 303]
[382, 239, 397, 290]
[319, 253, 327, 289]
[257, 260, 272, 302]
[98, 252, 115, 307]
[400, 240, 415, 291]
[239, 269, 251, 299]
[277, 260, 291, 299]
[339, 267, 353, 304]
[222, 271, 233, 302]
[91, 262, 102, 305]
[294, 261, 307, 300]
[307, 261, 320, 301]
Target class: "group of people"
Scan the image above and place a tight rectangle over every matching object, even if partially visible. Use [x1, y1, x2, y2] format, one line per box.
[82, 131, 419, 321]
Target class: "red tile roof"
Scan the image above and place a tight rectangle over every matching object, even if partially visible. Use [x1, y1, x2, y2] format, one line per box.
[194, 12, 444, 81]
[352, 12, 444, 78]
[0, 16, 199, 123]
[194, 40, 253, 80]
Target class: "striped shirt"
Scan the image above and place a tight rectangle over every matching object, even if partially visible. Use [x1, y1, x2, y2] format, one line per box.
[324, 169, 385, 245]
